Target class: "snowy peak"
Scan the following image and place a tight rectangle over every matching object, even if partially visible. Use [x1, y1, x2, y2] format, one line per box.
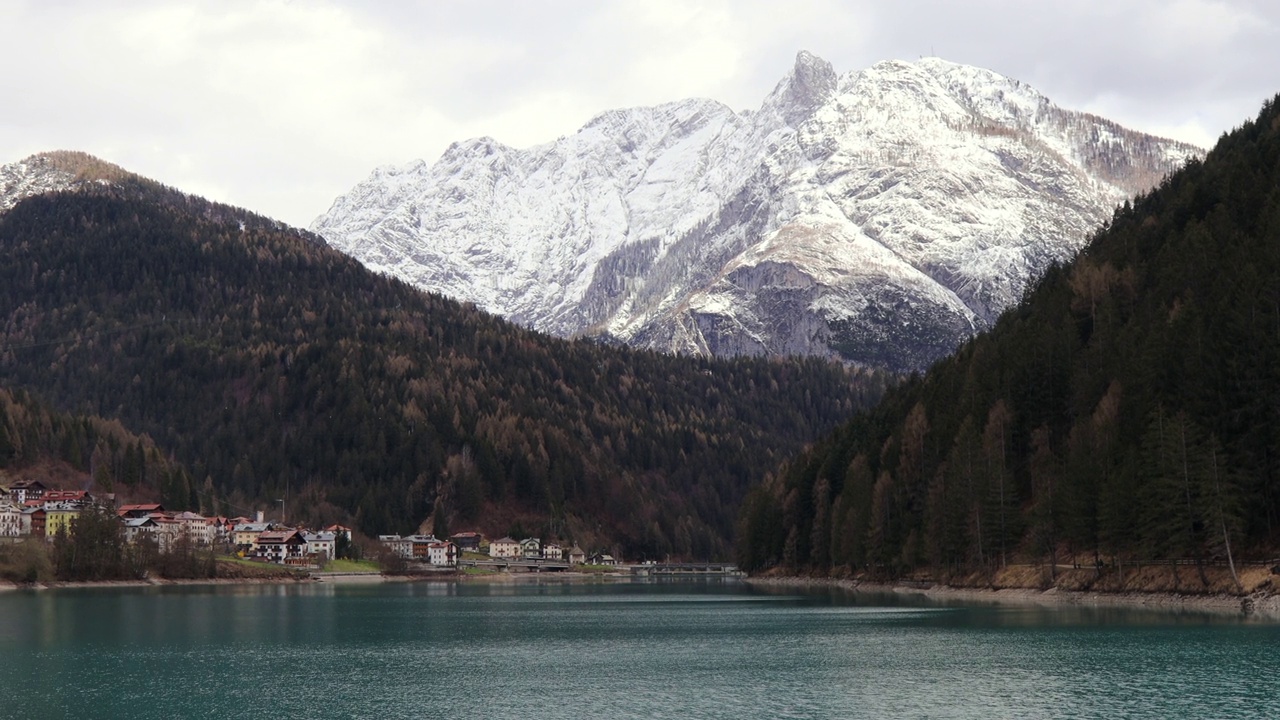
[313, 55, 1202, 372]
[912, 56, 1050, 119]
[765, 50, 838, 127]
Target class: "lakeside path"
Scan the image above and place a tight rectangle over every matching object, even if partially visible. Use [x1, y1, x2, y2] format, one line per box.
[744, 576, 1280, 620]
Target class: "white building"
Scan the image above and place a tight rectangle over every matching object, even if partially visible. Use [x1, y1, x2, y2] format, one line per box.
[0, 501, 21, 538]
[305, 531, 336, 561]
[379, 535, 413, 560]
[123, 516, 159, 545]
[253, 529, 307, 564]
[519, 537, 541, 559]
[172, 511, 214, 545]
[427, 541, 458, 567]
[489, 537, 520, 559]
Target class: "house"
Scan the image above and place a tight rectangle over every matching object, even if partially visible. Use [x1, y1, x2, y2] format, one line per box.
[588, 553, 617, 566]
[427, 541, 458, 567]
[172, 511, 214, 545]
[152, 517, 184, 551]
[19, 506, 44, 537]
[379, 535, 413, 560]
[304, 531, 336, 561]
[326, 525, 353, 542]
[123, 516, 159, 545]
[489, 536, 520, 559]
[9, 480, 47, 506]
[118, 503, 165, 519]
[543, 543, 563, 561]
[253, 529, 307, 564]
[404, 534, 440, 561]
[567, 545, 586, 565]
[519, 537, 541, 559]
[450, 531, 483, 553]
[233, 522, 272, 555]
[0, 500, 21, 538]
[208, 516, 235, 546]
[8, 480, 47, 506]
[325, 525, 353, 557]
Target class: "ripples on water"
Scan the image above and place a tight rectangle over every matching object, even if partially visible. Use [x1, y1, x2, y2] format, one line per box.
[1, 580, 1276, 719]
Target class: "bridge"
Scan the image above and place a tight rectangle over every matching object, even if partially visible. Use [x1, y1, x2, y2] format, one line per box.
[630, 562, 742, 576]
[461, 559, 571, 572]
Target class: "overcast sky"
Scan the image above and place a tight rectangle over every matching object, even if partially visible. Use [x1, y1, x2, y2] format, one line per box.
[3, 0, 1276, 228]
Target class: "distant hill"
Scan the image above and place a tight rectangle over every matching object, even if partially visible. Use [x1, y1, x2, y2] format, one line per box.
[738, 95, 1280, 583]
[0, 159, 883, 558]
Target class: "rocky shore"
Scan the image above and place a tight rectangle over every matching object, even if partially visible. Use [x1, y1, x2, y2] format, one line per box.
[745, 571, 1280, 619]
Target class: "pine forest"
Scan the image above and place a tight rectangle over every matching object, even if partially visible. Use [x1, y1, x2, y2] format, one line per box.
[738, 95, 1280, 585]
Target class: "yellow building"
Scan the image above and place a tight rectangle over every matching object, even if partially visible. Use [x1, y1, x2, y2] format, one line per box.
[45, 507, 81, 538]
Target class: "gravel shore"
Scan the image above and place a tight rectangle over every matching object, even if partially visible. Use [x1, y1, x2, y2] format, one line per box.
[744, 575, 1280, 619]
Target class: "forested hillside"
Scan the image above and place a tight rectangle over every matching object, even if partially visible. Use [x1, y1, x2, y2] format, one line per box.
[0, 385, 189, 500]
[739, 96, 1280, 581]
[0, 172, 883, 558]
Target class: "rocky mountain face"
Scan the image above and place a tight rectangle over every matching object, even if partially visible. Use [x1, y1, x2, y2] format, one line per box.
[313, 53, 1201, 372]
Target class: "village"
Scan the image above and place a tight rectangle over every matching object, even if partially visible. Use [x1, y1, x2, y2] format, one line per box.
[0, 478, 621, 572]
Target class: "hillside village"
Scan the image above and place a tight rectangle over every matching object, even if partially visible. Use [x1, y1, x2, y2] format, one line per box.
[0, 478, 619, 572]
[0, 478, 350, 565]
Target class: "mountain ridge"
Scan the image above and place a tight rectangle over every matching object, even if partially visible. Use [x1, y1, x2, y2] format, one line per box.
[313, 52, 1201, 371]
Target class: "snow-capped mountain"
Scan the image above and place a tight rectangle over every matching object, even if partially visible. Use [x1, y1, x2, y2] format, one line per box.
[313, 53, 1201, 371]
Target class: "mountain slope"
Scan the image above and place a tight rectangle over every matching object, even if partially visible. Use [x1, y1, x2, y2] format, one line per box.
[0, 159, 881, 558]
[0, 384, 191, 507]
[314, 53, 1200, 372]
[737, 94, 1280, 581]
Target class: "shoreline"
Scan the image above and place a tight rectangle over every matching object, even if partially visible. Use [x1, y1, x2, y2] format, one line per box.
[8, 570, 1278, 619]
[0, 575, 315, 592]
[743, 575, 1280, 619]
[0, 568, 640, 591]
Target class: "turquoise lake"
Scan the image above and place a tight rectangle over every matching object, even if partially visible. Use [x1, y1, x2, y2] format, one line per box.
[1, 579, 1277, 719]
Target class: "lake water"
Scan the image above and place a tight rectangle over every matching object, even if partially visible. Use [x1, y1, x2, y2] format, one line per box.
[1, 578, 1277, 719]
